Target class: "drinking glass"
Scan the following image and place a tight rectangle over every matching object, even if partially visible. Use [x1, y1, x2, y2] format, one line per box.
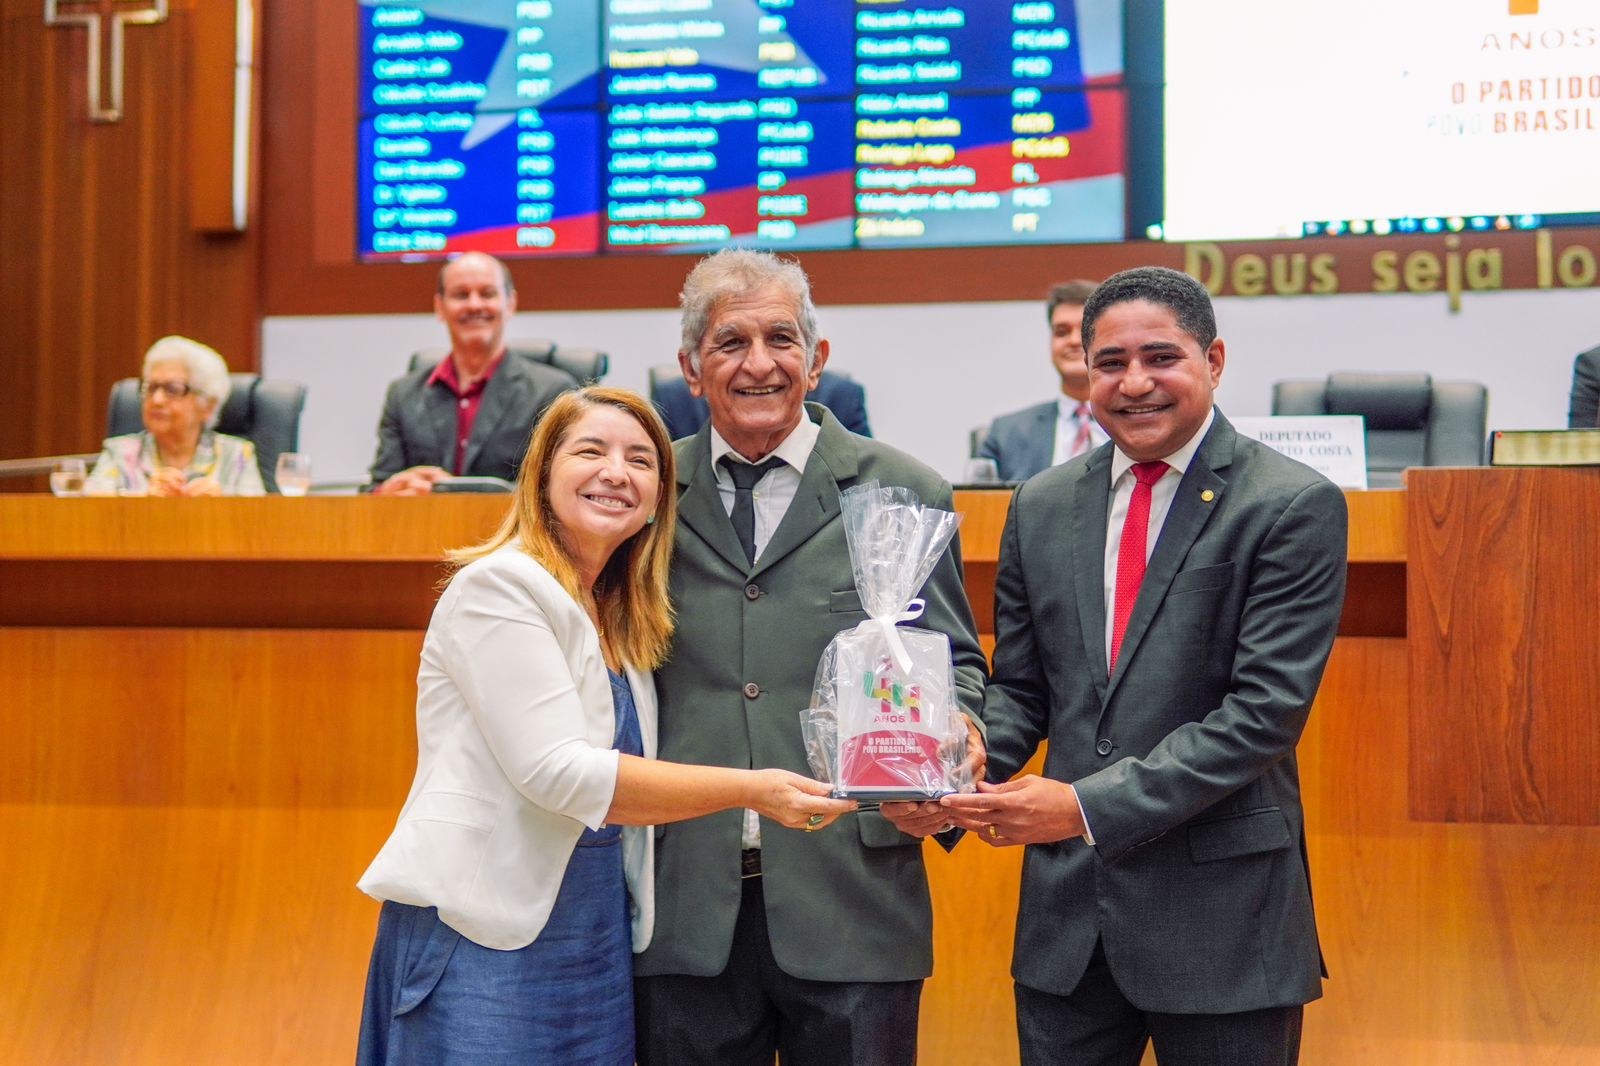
[961, 457, 1001, 486]
[49, 458, 87, 497]
[275, 453, 312, 497]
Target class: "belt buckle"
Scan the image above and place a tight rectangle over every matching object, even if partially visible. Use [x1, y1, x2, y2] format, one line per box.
[740, 849, 761, 879]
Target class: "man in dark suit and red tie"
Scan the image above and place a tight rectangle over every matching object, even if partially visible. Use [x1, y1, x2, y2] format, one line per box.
[366, 252, 575, 494]
[942, 266, 1348, 1066]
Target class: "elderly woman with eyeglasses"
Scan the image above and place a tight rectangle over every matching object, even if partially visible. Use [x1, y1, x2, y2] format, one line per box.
[85, 336, 265, 497]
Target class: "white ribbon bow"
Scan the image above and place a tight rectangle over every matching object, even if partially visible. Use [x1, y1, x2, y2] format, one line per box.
[852, 597, 927, 674]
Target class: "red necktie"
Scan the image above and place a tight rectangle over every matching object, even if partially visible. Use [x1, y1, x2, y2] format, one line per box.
[1070, 403, 1094, 458]
[1110, 461, 1169, 673]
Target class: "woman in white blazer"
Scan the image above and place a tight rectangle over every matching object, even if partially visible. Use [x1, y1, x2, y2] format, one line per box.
[356, 387, 852, 1065]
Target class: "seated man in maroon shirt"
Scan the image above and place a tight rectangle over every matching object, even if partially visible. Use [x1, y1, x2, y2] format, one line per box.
[368, 251, 576, 495]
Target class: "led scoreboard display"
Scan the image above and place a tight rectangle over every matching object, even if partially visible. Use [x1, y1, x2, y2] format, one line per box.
[357, 0, 1129, 259]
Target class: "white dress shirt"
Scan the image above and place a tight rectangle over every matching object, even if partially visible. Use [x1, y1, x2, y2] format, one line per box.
[708, 414, 822, 848]
[1051, 395, 1109, 466]
[1075, 406, 1215, 846]
[708, 415, 819, 565]
[1102, 406, 1217, 674]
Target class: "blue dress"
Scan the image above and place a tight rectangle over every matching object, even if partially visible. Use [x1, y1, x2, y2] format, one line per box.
[356, 670, 645, 1065]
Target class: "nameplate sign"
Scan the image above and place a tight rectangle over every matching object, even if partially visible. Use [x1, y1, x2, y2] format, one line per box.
[1230, 416, 1369, 490]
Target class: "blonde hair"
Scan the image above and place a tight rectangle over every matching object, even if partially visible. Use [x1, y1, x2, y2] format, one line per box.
[449, 386, 677, 670]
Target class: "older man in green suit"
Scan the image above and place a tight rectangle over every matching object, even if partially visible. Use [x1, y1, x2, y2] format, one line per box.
[944, 267, 1348, 1065]
[633, 249, 987, 1066]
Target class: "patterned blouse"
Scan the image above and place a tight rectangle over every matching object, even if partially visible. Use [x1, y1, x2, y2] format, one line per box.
[85, 431, 266, 496]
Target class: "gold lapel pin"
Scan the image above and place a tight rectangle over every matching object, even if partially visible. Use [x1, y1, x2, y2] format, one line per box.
[1201, 489, 1215, 502]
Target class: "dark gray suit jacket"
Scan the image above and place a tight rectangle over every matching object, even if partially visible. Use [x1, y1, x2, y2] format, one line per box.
[983, 410, 1347, 1015]
[367, 353, 576, 484]
[1569, 346, 1599, 429]
[635, 404, 986, 983]
[977, 401, 1057, 482]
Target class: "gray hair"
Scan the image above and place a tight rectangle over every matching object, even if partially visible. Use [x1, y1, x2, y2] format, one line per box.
[678, 248, 820, 372]
[142, 335, 231, 427]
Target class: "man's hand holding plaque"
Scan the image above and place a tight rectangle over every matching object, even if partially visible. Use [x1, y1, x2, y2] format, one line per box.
[879, 712, 986, 838]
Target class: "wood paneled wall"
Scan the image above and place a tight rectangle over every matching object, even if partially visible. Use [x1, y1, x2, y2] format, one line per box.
[4, 634, 1595, 1064]
[1408, 468, 1600, 826]
[2, 495, 1597, 1064]
[0, 0, 258, 463]
[0, 628, 417, 1065]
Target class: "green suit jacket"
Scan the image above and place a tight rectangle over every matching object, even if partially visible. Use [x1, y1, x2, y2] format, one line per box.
[635, 404, 987, 983]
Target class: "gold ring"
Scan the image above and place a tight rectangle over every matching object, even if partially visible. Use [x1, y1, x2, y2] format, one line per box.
[986, 824, 999, 839]
[806, 814, 825, 829]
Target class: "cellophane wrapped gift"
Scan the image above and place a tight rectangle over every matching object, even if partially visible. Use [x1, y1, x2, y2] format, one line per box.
[800, 481, 973, 801]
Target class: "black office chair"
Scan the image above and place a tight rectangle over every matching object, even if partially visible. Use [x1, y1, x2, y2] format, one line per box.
[645, 363, 690, 438]
[647, 363, 681, 396]
[1271, 372, 1487, 488]
[409, 340, 609, 384]
[107, 373, 307, 493]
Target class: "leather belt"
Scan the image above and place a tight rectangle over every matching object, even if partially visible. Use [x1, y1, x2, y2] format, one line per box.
[740, 848, 761, 879]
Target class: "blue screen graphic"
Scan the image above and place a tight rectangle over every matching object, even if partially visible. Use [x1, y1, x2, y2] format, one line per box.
[356, 0, 1127, 259]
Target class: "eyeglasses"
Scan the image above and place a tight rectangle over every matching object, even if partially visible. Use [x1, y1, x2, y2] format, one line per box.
[139, 380, 197, 399]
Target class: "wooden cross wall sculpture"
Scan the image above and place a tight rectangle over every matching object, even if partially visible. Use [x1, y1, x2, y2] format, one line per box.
[43, 0, 170, 123]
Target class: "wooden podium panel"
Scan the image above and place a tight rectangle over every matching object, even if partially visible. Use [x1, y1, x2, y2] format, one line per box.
[1407, 468, 1600, 825]
[951, 488, 1407, 567]
[0, 496, 507, 629]
[1297, 639, 1600, 1064]
[955, 488, 1409, 639]
[0, 803, 397, 1064]
[3, 493, 1598, 1065]
[0, 495, 507, 561]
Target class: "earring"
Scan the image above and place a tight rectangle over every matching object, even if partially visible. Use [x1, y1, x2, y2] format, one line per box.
[645, 514, 656, 525]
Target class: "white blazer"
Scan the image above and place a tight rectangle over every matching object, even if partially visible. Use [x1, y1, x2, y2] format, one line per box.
[358, 545, 658, 952]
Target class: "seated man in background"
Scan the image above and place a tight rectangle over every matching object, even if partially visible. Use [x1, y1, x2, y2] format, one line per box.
[977, 280, 1106, 482]
[1569, 344, 1598, 428]
[367, 251, 576, 494]
[653, 365, 871, 440]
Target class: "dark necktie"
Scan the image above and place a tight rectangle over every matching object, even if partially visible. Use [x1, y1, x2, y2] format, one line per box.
[719, 455, 786, 565]
[1109, 460, 1170, 673]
